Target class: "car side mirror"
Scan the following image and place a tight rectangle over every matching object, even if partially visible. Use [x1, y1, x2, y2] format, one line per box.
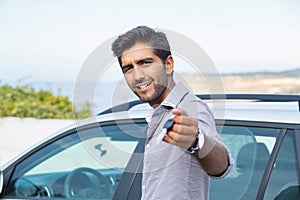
[0, 170, 3, 194]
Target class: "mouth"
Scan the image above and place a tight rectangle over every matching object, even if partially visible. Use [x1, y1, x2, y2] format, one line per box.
[135, 81, 152, 92]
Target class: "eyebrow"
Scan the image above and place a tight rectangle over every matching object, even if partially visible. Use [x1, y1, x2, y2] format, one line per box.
[122, 57, 154, 69]
[137, 57, 154, 65]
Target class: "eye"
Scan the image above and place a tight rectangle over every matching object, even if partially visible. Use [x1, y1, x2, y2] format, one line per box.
[141, 61, 151, 66]
[122, 65, 133, 74]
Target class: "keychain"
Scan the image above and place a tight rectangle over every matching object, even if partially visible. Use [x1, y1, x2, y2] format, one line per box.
[157, 119, 174, 144]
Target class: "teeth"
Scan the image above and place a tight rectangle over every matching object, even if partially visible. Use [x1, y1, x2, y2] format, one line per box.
[137, 82, 150, 89]
[139, 84, 147, 89]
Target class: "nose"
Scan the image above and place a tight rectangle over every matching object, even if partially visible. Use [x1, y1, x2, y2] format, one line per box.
[133, 66, 145, 81]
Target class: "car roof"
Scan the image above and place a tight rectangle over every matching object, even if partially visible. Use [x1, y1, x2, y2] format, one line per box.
[212, 102, 300, 124]
[100, 102, 300, 124]
[97, 94, 300, 125]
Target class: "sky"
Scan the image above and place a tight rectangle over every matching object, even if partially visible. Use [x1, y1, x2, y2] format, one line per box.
[0, 0, 300, 83]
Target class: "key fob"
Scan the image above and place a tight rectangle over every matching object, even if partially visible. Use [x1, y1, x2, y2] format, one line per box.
[163, 119, 174, 130]
[156, 119, 174, 144]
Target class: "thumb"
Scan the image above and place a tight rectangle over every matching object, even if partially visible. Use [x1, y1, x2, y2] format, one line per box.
[172, 108, 188, 116]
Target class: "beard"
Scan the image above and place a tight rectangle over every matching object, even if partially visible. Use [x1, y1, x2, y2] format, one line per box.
[127, 65, 171, 106]
[134, 82, 167, 104]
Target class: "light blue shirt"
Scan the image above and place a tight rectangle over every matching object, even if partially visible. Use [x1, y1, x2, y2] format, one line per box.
[141, 82, 233, 200]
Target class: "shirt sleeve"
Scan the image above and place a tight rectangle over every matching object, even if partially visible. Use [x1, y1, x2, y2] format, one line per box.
[179, 94, 234, 178]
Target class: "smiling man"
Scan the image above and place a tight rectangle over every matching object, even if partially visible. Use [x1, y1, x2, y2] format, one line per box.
[111, 26, 233, 200]
[120, 42, 175, 107]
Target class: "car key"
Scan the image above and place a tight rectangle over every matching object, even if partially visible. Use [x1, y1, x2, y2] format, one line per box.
[157, 119, 174, 144]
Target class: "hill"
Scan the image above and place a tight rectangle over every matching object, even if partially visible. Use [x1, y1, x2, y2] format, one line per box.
[224, 67, 300, 77]
[183, 68, 300, 94]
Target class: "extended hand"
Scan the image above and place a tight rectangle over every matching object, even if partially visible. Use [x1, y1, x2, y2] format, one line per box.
[163, 108, 198, 149]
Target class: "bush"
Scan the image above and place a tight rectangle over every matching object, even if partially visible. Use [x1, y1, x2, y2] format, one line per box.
[0, 82, 91, 119]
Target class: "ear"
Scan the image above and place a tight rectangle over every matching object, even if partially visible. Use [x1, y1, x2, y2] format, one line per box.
[165, 55, 174, 75]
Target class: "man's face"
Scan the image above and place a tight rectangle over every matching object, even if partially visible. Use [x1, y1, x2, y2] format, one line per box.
[120, 43, 174, 106]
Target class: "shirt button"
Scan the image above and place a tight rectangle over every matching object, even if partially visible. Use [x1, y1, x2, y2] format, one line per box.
[142, 185, 146, 190]
[146, 144, 151, 148]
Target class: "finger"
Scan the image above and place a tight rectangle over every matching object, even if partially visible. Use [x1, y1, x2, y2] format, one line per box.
[171, 123, 197, 135]
[166, 130, 191, 143]
[163, 135, 188, 147]
[172, 108, 188, 116]
[163, 133, 194, 149]
[173, 115, 198, 127]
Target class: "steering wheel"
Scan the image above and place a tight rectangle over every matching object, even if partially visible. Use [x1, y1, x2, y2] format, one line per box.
[64, 167, 113, 199]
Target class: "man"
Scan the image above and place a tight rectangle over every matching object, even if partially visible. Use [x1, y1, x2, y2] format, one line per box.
[111, 26, 233, 200]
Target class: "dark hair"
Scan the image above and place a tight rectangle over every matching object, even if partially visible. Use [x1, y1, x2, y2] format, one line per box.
[111, 26, 171, 66]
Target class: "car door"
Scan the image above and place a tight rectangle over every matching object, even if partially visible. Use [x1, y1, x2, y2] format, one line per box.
[0, 119, 147, 200]
[210, 121, 300, 200]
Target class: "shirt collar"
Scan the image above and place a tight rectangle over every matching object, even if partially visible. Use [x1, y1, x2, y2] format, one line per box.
[161, 82, 190, 109]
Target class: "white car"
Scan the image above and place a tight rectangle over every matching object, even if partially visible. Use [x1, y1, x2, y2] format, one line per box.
[1, 94, 300, 199]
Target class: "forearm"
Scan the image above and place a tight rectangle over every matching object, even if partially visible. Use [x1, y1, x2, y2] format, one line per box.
[193, 135, 230, 177]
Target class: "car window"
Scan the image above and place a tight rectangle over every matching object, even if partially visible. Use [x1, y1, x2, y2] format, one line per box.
[210, 124, 280, 200]
[265, 130, 299, 200]
[5, 122, 147, 199]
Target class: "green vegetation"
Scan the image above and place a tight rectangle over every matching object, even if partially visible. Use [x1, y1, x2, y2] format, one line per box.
[0, 82, 91, 119]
